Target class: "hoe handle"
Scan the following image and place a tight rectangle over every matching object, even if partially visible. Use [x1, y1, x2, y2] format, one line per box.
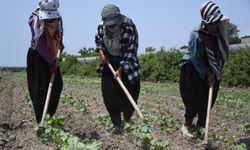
[107, 62, 156, 139]
[107, 63, 144, 119]
[39, 50, 61, 127]
[204, 83, 214, 144]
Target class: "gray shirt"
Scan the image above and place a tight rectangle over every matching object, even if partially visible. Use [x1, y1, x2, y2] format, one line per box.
[103, 28, 122, 56]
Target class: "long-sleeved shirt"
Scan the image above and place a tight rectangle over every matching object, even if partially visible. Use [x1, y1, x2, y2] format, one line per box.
[180, 29, 210, 80]
[95, 16, 140, 83]
[181, 23, 229, 81]
[28, 12, 63, 65]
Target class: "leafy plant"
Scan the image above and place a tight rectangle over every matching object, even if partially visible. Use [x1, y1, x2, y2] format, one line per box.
[61, 92, 89, 112]
[41, 115, 101, 150]
[188, 125, 205, 139]
[222, 48, 250, 87]
[140, 49, 182, 82]
[210, 133, 237, 149]
[239, 123, 250, 134]
[78, 47, 98, 57]
[124, 121, 170, 150]
[59, 53, 100, 77]
[96, 113, 112, 128]
[157, 113, 181, 133]
[24, 89, 33, 108]
[236, 143, 248, 150]
[217, 92, 248, 119]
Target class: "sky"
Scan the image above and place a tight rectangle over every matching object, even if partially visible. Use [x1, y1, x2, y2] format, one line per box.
[0, 1, 250, 67]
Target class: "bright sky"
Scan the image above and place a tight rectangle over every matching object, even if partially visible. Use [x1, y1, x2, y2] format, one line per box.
[1, 1, 250, 66]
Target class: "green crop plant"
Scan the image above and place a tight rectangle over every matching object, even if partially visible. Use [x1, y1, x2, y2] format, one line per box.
[24, 89, 34, 110]
[96, 113, 112, 128]
[61, 92, 89, 112]
[41, 115, 101, 150]
[239, 122, 250, 134]
[124, 121, 170, 150]
[210, 133, 237, 149]
[217, 92, 249, 119]
[157, 113, 181, 133]
[95, 112, 169, 149]
[236, 143, 248, 150]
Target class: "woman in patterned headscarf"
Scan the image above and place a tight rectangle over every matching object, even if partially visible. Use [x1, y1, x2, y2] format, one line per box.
[179, 1, 229, 138]
[95, 4, 140, 134]
[27, 0, 64, 124]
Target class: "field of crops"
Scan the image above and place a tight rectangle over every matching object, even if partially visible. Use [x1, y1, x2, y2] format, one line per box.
[0, 71, 249, 150]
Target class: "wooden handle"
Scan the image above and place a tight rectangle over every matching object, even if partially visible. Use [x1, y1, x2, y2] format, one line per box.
[107, 62, 157, 139]
[107, 63, 144, 119]
[204, 83, 214, 144]
[39, 50, 61, 127]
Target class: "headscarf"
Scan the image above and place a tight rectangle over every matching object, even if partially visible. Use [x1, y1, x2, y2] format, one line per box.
[199, 1, 229, 80]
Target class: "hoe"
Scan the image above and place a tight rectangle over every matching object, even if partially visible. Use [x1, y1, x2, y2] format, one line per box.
[107, 62, 156, 139]
[36, 50, 61, 136]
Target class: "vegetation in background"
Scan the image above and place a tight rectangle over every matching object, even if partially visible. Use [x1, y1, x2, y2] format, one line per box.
[227, 22, 241, 44]
[140, 48, 182, 82]
[59, 53, 100, 77]
[78, 47, 98, 57]
[222, 48, 250, 87]
[59, 46, 250, 87]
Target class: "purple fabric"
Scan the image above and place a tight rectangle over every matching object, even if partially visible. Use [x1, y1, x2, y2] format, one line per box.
[28, 14, 54, 65]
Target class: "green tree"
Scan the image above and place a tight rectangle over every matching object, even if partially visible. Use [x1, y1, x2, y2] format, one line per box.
[227, 22, 241, 44]
[145, 47, 156, 52]
[78, 47, 98, 57]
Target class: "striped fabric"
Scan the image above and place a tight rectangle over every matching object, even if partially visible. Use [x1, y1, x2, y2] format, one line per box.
[180, 23, 229, 80]
[199, 26, 229, 80]
[201, 1, 226, 24]
[205, 45, 222, 79]
[181, 2, 229, 81]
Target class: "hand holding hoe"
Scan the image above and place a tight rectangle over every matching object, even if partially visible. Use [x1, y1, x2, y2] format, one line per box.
[107, 62, 156, 139]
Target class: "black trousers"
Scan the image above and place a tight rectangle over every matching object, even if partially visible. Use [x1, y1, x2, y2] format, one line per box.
[26, 48, 63, 123]
[101, 60, 140, 127]
[179, 63, 219, 127]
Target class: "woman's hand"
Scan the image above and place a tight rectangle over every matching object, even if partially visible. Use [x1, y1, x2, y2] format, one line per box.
[114, 67, 123, 79]
[99, 50, 107, 63]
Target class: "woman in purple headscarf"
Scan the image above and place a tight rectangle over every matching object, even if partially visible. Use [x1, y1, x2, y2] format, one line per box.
[27, 0, 64, 124]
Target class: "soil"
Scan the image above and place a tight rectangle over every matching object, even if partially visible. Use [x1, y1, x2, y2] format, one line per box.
[0, 71, 249, 150]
